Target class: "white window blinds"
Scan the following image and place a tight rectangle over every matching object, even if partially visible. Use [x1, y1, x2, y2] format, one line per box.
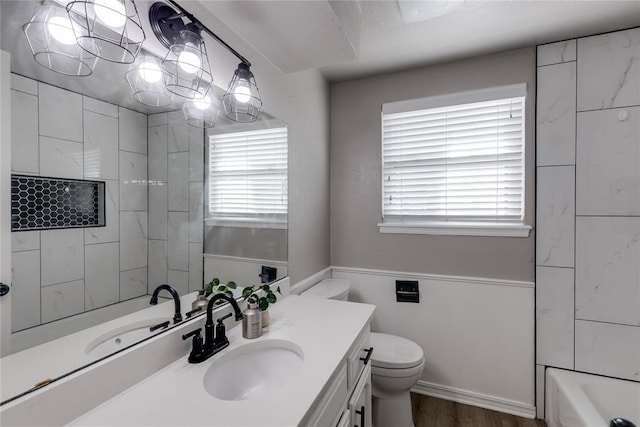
[208, 127, 288, 225]
[382, 88, 525, 226]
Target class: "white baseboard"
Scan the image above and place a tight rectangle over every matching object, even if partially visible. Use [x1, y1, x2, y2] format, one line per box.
[412, 380, 537, 419]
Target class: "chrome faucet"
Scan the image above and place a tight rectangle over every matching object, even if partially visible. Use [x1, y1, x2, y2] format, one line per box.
[149, 284, 182, 324]
[181, 293, 243, 363]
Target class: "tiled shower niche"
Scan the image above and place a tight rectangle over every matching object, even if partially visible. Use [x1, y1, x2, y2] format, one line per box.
[11, 175, 105, 231]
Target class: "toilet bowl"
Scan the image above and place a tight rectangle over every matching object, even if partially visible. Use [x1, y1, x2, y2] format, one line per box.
[301, 279, 425, 427]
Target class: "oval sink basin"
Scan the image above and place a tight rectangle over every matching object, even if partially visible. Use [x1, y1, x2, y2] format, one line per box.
[203, 339, 304, 401]
[85, 318, 168, 358]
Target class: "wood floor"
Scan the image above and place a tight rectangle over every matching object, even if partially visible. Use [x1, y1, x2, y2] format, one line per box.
[411, 394, 547, 427]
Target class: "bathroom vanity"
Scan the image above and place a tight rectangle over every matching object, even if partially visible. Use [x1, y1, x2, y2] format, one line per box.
[63, 295, 375, 426]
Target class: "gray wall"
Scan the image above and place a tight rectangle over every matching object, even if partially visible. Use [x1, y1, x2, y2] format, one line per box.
[330, 48, 536, 281]
[204, 226, 287, 261]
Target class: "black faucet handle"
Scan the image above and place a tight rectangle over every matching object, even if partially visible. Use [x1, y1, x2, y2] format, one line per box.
[182, 328, 205, 363]
[182, 327, 202, 341]
[185, 306, 202, 318]
[217, 313, 233, 324]
[149, 320, 170, 332]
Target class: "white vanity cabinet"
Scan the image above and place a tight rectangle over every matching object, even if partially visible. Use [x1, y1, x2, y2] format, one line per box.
[307, 325, 373, 427]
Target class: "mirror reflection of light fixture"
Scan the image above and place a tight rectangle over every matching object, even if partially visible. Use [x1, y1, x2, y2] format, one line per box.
[125, 54, 173, 107]
[183, 92, 219, 128]
[23, 3, 98, 77]
[66, 0, 145, 64]
[161, 24, 212, 99]
[222, 62, 263, 123]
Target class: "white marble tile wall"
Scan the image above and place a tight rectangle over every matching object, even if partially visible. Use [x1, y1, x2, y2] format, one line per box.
[167, 111, 189, 153]
[537, 27, 640, 384]
[536, 267, 574, 369]
[188, 243, 204, 293]
[167, 212, 189, 271]
[148, 240, 168, 289]
[189, 182, 204, 243]
[10, 75, 151, 329]
[167, 270, 188, 296]
[149, 183, 168, 240]
[575, 217, 640, 326]
[537, 62, 576, 166]
[577, 28, 640, 111]
[536, 166, 575, 267]
[576, 106, 640, 216]
[168, 152, 189, 211]
[575, 320, 640, 381]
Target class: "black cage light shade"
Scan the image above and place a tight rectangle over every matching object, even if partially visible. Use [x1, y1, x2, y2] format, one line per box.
[66, 0, 145, 64]
[23, 3, 98, 77]
[126, 54, 173, 107]
[222, 63, 262, 123]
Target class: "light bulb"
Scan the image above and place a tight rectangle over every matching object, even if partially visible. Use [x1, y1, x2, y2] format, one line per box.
[94, 0, 126, 29]
[138, 62, 162, 83]
[178, 50, 201, 74]
[233, 83, 251, 103]
[47, 16, 77, 45]
[193, 97, 211, 110]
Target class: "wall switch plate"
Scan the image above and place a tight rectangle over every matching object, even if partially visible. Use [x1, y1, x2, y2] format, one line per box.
[396, 280, 419, 303]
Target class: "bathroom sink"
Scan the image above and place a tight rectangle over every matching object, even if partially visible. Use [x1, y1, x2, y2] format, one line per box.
[203, 339, 304, 401]
[85, 318, 169, 358]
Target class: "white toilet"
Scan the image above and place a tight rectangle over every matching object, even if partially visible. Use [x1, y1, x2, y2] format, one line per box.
[301, 279, 425, 427]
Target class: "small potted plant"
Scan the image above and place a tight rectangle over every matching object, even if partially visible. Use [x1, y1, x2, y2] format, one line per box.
[241, 284, 282, 327]
[204, 277, 237, 298]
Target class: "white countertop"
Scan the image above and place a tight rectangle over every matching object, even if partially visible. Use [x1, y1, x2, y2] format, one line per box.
[1, 292, 200, 402]
[68, 295, 375, 426]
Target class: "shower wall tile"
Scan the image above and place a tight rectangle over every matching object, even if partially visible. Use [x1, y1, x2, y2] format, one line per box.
[119, 107, 147, 154]
[148, 240, 168, 291]
[11, 230, 40, 252]
[575, 320, 640, 381]
[577, 28, 640, 111]
[120, 211, 148, 271]
[85, 179, 119, 244]
[11, 250, 41, 331]
[188, 243, 203, 293]
[41, 280, 85, 323]
[576, 217, 640, 326]
[11, 89, 39, 173]
[85, 243, 119, 310]
[11, 73, 38, 95]
[148, 112, 167, 127]
[41, 229, 84, 286]
[189, 182, 204, 243]
[119, 151, 148, 211]
[190, 127, 205, 183]
[536, 267, 574, 369]
[148, 125, 168, 183]
[167, 269, 188, 296]
[120, 268, 148, 301]
[536, 166, 575, 267]
[576, 107, 640, 216]
[39, 136, 84, 179]
[149, 184, 168, 240]
[168, 212, 189, 271]
[38, 83, 82, 142]
[168, 152, 189, 211]
[167, 110, 189, 153]
[537, 40, 576, 66]
[537, 62, 576, 166]
[84, 110, 119, 180]
[83, 97, 118, 118]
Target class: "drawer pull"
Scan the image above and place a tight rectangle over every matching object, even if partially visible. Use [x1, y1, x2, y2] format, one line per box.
[359, 347, 373, 365]
[354, 405, 365, 427]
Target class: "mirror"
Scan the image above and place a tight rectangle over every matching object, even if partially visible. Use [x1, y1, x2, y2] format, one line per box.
[0, 0, 287, 404]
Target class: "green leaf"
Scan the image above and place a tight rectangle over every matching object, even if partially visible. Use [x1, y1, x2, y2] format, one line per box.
[218, 285, 227, 293]
[258, 297, 269, 311]
[266, 293, 277, 304]
[225, 290, 233, 298]
[212, 278, 220, 286]
[242, 287, 254, 299]
[227, 281, 237, 289]
[261, 284, 271, 293]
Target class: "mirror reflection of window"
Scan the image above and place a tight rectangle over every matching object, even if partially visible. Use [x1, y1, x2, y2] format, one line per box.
[207, 127, 288, 229]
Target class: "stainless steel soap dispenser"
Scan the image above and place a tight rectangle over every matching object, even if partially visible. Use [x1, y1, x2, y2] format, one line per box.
[242, 298, 262, 339]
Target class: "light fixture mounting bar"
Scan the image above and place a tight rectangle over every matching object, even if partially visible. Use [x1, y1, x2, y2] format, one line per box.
[164, 0, 251, 68]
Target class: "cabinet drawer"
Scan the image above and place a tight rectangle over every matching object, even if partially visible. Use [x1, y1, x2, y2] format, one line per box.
[347, 327, 372, 390]
[335, 409, 351, 427]
[348, 364, 372, 427]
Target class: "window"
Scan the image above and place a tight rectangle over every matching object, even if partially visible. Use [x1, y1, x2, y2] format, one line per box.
[380, 84, 530, 237]
[207, 127, 287, 229]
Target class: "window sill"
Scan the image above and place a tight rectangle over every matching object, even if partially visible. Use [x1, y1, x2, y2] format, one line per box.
[205, 217, 287, 230]
[377, 221, 531, 237]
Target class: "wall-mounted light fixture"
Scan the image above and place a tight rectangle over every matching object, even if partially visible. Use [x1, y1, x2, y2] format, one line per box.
[222, 62, 262, 123]
[125, 54, 173, 107]
[23, 3, 98, 76]
[183, 92, 219, 128]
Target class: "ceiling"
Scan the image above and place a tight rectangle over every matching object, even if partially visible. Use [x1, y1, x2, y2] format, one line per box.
[2, 0, 639, 112]
[197, 0, 640, 82]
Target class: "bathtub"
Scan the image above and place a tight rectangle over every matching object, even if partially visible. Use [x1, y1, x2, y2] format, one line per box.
[546, 368, 640, 427]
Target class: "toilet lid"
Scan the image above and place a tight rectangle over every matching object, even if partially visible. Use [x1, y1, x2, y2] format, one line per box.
[301, 279, 350, 300]
[370, 333, 424, 369]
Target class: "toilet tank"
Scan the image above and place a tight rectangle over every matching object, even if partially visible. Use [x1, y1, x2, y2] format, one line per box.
[301, 279, 351, 301]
